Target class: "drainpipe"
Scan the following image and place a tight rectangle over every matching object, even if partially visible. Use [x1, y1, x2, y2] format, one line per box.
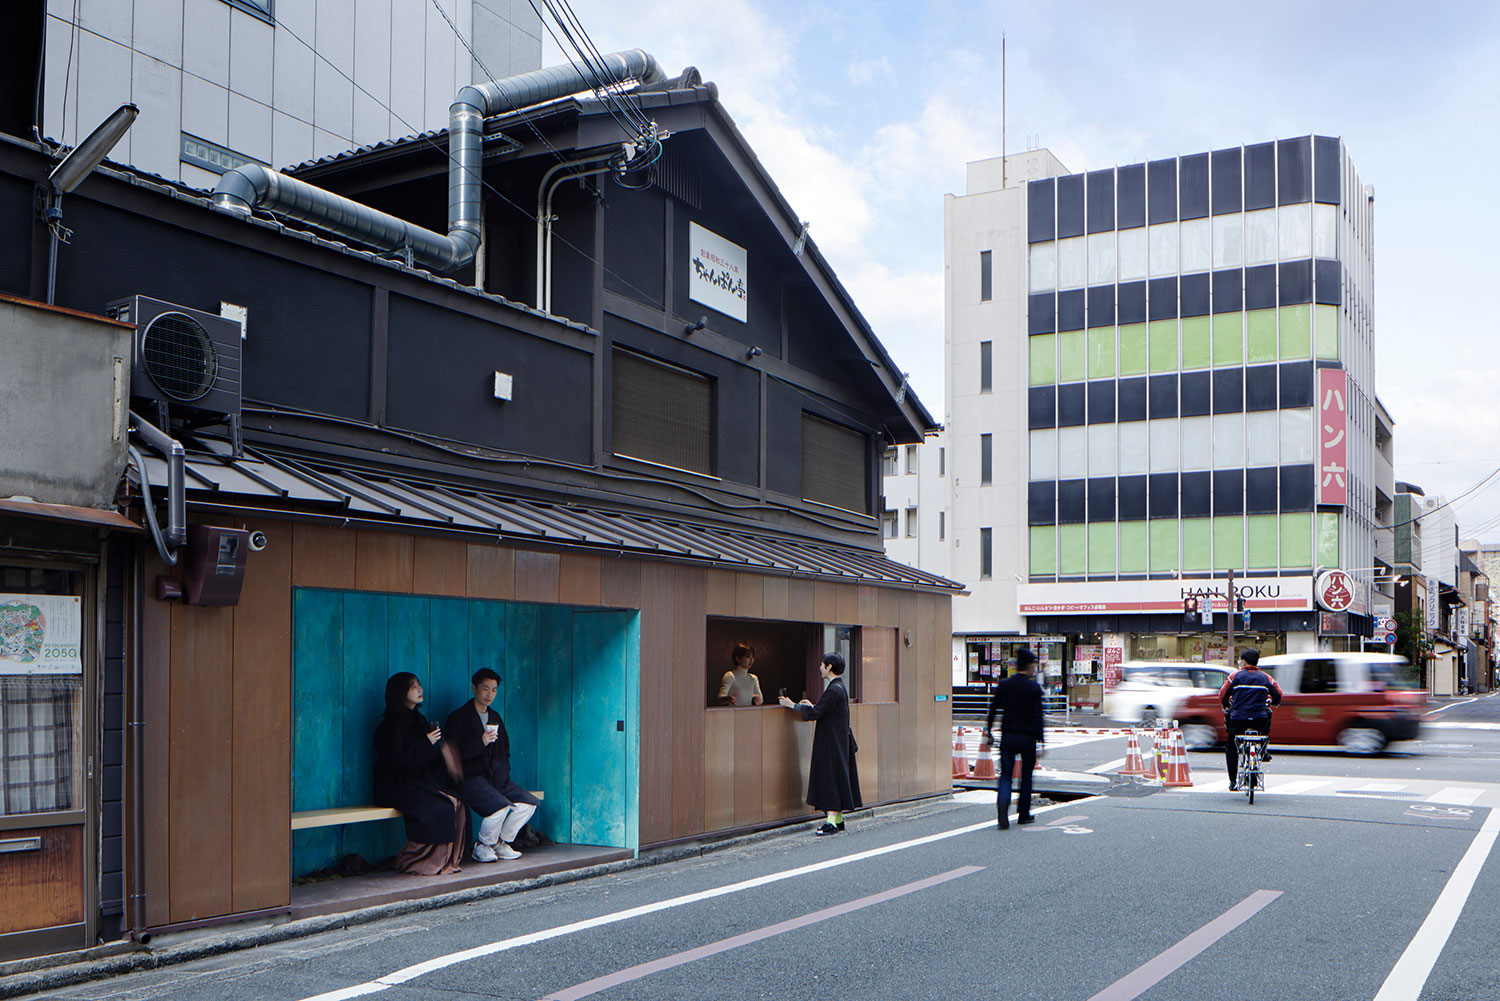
[126, 547, 148, 941]
[535, 153, 622, 311]
[212, 50, 663, 275]
[129, 413, 185, 550]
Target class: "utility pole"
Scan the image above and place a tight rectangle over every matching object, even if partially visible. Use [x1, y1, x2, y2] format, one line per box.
[1225, 567, 1237, 667]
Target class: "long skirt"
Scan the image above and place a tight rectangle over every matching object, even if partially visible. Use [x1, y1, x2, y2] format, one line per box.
[392, 791, 468, 875]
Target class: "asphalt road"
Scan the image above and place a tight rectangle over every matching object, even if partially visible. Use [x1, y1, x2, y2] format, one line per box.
[21, 695, 1500, 1001]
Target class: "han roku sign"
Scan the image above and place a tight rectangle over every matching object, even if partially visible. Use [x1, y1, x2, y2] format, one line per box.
[1016, 577, 1314, 616]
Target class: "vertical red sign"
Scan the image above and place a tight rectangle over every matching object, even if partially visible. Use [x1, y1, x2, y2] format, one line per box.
[1318, 368, 1348, 506]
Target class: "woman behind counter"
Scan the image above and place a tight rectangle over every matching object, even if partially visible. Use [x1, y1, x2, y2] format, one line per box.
[372, 672, 468, 875]
[717, 642, 765, 706]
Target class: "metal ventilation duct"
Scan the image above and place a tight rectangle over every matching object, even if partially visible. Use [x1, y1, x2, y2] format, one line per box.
[211, 50, 663, 274]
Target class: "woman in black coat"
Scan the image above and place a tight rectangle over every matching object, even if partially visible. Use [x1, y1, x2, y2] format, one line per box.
[779, 652, 862, 835]
[372, 672, 467, 874]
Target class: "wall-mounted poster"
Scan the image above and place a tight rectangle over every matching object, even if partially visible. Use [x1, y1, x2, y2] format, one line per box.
[688, 221, 748, 322]
[0, 594, 83, 674]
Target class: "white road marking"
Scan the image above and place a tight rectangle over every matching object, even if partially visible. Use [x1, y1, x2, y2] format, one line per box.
[1089, 757, 1127, 774]
[1271, 779, 1334, 795]
[1353, 782, 1406, 792]
[1426, 721, 1500, 730]
[1195, 778, 1231, 793]
[1427, 787, 1485, 805]
[1373, 807, 1500, 1001]
[1423, 698, 1477, 716]
[293, 800, 1093, 1001]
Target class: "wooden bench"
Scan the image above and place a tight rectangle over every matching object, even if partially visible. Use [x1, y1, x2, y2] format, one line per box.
[292, 792, 544, 831]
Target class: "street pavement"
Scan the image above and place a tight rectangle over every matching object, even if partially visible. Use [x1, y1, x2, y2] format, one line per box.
[12, 693, 1500, 1001]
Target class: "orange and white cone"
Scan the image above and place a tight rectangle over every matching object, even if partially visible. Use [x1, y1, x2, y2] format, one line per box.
[953, 730, 969, 779]
[1119, 729, 1148, 776]
[1161, 727, 1194, 787]
[972, 735, 996, 780]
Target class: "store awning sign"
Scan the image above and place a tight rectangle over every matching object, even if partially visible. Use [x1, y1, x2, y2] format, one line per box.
[1017, 577, 1313, 615]
[0, 594, 83, 675]
[1318, 368, 1349, 506]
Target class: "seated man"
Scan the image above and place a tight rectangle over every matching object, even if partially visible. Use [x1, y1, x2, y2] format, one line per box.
[445, 668, 540, 862]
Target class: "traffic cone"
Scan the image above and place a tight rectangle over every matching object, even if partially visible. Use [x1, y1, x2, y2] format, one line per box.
[952, 730, 969, 779]
[1139, 736, 1159, 781]
[1119, 729, 1148, 776]
[972, 734, 996, 780]
[1161, 727, 1194, 788]
[1154, 724, 1170, 778]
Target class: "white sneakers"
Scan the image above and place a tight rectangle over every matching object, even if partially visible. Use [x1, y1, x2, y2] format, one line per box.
[472, 840, 522, 862]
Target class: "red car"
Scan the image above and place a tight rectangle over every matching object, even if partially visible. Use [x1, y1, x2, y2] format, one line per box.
[1176, 653, 1425, 755]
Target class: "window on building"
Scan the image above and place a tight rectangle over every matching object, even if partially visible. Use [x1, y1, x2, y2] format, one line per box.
[980, 340, 993, 393]
[881, 511, 898, 539]
[705, 618, 880, 707]
[939, 511, 946, 541]
[180, 134, 263, 175]
[803, 413, 869, 513]
[905, 506, 918, 537]
[881, 447, 899, 477]
[980, 250, 993, 302]
[905, 445, 918, 474]
[612, 349, 713, 475]
[980, 527, 993, 579]
[939, 447, 946, 477]
[980, 433, 993, 485]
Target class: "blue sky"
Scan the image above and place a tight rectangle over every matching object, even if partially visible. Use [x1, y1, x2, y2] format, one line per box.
[553, 1, 1500, 544]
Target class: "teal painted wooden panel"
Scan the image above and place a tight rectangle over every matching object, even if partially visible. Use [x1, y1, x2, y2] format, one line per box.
[292, 589, 343, 871]
[570, 611, 628, 847]
[536, 604, 574, 842]
[504, 604, 540, 788]
[468, 600, 507, 718]
[389, 596, 430, 692]
[339, 592, 401, 867]
[621, 612, 642, 852]
[426, 597, 473, 724]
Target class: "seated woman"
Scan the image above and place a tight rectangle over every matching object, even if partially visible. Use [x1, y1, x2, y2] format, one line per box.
[717, 642, 764, 707]
[373, 672, 468, 875]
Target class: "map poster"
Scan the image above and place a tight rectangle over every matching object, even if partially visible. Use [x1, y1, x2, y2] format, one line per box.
[0, 594, 83, 675]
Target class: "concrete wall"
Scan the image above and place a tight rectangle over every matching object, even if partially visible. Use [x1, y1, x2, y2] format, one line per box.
[0, 296, 131, 508]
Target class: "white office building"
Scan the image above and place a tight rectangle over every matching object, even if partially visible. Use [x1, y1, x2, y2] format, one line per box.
[939, 137, 1386, 693]
[34, 0, 541, 187]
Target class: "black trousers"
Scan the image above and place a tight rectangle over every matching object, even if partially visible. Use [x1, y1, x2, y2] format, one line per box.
[1225, 718, 1271, 785]
[996, 733, 1038, 822]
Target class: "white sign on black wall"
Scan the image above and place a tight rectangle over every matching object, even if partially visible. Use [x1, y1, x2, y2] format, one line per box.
[688, 222, 748, 322]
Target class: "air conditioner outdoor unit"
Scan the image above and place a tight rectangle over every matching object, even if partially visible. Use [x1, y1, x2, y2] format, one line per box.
[106, 295, 242, 420]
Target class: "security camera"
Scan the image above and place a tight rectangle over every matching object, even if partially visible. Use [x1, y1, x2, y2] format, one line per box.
[247, 531, 268, 552]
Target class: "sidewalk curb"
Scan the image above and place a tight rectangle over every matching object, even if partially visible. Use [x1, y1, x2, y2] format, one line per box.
[0, 794, 961, 999]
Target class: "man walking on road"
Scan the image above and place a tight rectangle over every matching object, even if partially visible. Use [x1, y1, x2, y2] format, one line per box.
[984, 648, 1045, 830]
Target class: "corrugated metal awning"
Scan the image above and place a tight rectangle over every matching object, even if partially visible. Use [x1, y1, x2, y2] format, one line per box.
[134, 442, 961, 592]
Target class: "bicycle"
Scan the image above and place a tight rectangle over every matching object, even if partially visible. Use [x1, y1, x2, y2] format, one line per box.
[1234, 730, 1269, 804]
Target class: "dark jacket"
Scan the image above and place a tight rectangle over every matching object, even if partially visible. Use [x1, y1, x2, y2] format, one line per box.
[372, 707, 458, 844]
[444, 701, 513, 787]
[1219, 668, 1284, 720]
[797, 676, 862, 813]
[985, 672, 1046, 742]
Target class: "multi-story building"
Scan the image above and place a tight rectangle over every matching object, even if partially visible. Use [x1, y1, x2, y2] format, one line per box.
[13, 0, 542, 187]
[942, 136, 1386, 690]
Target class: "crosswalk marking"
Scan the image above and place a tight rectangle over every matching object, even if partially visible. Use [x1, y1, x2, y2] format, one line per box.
[1427, 787, 1485, 805]
[1354, 782, 1407, 792]
[1271, 779, 1333, 795]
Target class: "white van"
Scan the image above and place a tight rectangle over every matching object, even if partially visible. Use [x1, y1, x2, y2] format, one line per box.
[1104, 661, 1232, 727]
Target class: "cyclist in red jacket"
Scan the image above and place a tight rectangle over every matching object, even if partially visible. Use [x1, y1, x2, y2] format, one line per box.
[1219, 648, 1283, 790]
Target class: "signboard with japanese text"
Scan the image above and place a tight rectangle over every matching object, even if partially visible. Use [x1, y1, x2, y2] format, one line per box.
[1314, 569, 1355, 612]
[1457, 607, 1470, 648]
[1426, 575, 1440, 632]
[1318, 368, 1349, 506]
[1017, 577, 1313, 615]
[0, 594, 83, 675]
[688, 222, 748, 322]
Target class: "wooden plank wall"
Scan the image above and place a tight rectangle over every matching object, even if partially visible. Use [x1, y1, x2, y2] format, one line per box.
[142, 522, 951, 922]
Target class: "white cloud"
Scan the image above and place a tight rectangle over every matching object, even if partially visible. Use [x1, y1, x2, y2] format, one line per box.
[846, 56, 893, 86]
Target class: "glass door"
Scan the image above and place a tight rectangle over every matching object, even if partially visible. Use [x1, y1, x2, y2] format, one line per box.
[0, 562, 92, 959]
